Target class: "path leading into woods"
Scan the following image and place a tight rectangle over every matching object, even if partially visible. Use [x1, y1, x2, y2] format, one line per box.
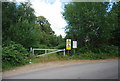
[2, 58, 119, 79]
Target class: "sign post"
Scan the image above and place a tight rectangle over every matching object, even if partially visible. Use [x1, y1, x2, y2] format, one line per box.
[73, 41, 77, 54]
[66, 39, 71, 54]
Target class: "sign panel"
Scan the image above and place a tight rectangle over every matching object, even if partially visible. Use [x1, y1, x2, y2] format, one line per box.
[73, 41, 77, 48]
[66, 39, 71, 50]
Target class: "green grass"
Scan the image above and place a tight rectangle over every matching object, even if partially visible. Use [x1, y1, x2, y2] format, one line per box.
[31, 53, 60, 63]
[30, 52, 118, 63]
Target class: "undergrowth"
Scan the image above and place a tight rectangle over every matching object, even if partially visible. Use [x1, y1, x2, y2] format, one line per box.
[2, 50, 118, 71]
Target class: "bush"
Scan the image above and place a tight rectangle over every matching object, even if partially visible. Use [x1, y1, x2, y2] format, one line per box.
[99, 45, 118, 56]
[2, 41, 29, 68]
[77, 45, 118, 57]
[77, 46, 90, 53]
[80, 51, 107, 59]
[55, 42, 65, 49]
[38, 44, 49, 49]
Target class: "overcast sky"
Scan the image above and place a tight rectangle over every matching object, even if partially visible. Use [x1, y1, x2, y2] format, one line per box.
[30, 0, 68, 37]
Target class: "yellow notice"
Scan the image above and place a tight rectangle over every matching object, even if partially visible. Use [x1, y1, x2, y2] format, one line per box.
[66, 39, 71, 50]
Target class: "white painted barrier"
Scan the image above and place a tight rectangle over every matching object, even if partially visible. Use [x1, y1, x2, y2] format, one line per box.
[30, 47, 66, 57]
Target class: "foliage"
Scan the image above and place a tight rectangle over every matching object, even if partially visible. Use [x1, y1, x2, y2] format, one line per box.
[80, 51, 108, 59]
[36, 16, 64, 47]
[31, 53, 60, 63]
[109, 2, 120, 48]
[36, 16, 54, 34]
[76, 44, 118, 57]
[8, 20, 40, 48]
[63, 2, 117, 48]
[98, 45, 118, 56]
[2, 2, 36, 42]
[2, 2, 16, 42]
[2, 41, 29, 69]
[31, 51, 115, 64]
[2, 2, 65, 71]
[2, 1, 119, 71]
[2, 2, 64, 50]
[63, 2, 118, 55]
[55, 42, 66, 49]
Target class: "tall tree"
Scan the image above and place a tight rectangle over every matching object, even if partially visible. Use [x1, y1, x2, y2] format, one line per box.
[2, 2, 38, 48]
[17, 2, 36, 23]
[36, 16, 54, 34]
[2, 2, 17, 42]
[36, 16, 56, 46]
[109, 2, 120, 47]
[63, 2, 117, 49]
[2, 2, 64, 49]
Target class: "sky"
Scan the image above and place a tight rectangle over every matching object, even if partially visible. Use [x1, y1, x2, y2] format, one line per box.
[30, 0, 68, 37]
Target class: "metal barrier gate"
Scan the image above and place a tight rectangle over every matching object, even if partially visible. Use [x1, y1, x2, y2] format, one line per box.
[30, 47, 66, 57]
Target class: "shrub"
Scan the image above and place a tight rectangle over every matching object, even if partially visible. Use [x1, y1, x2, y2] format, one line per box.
[2, 41, 29, 68]
[38, 44, 49, 49]
[80, 51, 107, 59]
[55, 42, 65, 49]
[77, 45, 118, 57]
[99, 45, 118, 56]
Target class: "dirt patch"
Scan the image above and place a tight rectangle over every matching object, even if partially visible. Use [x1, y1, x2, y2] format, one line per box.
[2, 58, 118, 78]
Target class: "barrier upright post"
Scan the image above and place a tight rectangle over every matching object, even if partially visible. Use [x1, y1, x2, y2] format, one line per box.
[64, 49, 65, 56]
[45, 50, 47, 54]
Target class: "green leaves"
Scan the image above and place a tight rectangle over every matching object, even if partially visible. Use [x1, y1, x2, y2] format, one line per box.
[2, 41, 29, 67]
[63, 2, 118, 47]
[2, 2, 66, 71]
[8, 19, 37, 48]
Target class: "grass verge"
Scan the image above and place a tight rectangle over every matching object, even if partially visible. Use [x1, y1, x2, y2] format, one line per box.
[2, 52, 118, 72]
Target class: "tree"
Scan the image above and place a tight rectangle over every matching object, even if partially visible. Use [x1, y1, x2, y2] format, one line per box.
[36, 16, 54, 34]
[109, 2, 120, 47]
[2, 2, 65, 69]
[2, 2, 64, 49]
[36, 16, 56, 46]
[8, 19, 41, 48]
[2, 2, 17, 42]
[63, 2, 117, 50]
[17, 2, 36, 23]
